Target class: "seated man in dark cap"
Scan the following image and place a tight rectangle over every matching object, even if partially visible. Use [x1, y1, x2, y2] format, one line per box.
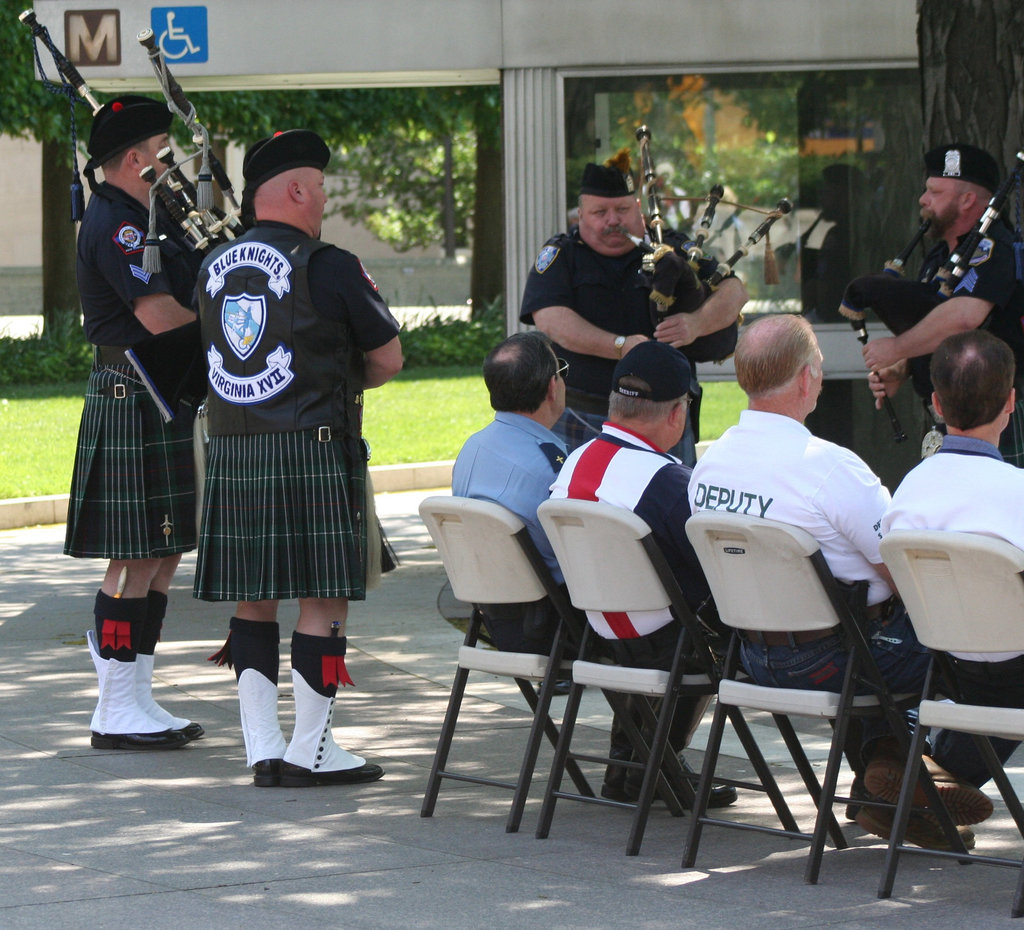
[66, 95, 205, 752]
[520, 151, 748, 465]
[861, 143, 1024, 465]
[550, 340, 737, 809]
[194, 130, 403, 787]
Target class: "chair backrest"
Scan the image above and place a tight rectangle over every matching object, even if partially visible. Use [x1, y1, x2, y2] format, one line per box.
[880, 529, 1024, 653]
[685, 511, 847, 634]
[537, 498, 674, 615]
[419, 496, 550, 606]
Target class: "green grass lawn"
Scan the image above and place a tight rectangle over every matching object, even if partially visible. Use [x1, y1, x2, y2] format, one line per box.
[0, 370, 746, 499]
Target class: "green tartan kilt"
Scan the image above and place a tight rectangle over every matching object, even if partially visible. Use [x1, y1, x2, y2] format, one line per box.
[64, 365, 197, 559]
[1000, 393, 1024, 468]
[193, 430, 368, 602]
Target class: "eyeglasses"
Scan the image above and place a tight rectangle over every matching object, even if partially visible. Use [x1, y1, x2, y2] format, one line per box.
[555, 358, 570, 380]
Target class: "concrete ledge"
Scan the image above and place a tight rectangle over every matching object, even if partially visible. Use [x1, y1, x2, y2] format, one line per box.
[0, 495, 70, 531]
[0, 462, 455, 531]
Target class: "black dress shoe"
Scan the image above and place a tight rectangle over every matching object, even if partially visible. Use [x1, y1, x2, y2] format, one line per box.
[278, 761, 385, 787]
[176, 722, 205, 741]
[91, 729, 189, 750]
[677, 755, 738, 809]
[252, 759, 282, 787]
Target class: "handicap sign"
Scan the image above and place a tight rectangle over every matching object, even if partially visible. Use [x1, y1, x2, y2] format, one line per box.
[151, 7, 208, 63]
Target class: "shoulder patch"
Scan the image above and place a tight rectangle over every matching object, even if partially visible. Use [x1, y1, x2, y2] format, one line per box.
[359, 260, 380, 292]
[534, 244, 560, 274]
[969, 236, 994, 267]
[539, 440, 567, 473]
[113, 222, 145, 255]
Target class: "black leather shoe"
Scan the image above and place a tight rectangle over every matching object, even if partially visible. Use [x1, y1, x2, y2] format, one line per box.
[176, 722, 205, 741]
[91, 729, 188, 750]
[278, 761, 385, 787]
[252, 759, 282, 787]
[677, 755, 738, 809]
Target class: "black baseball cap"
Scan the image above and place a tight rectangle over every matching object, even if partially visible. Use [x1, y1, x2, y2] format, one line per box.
[613, 340, 692, 401]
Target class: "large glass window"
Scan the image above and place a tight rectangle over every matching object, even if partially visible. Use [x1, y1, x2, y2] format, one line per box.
[563, 69, 923, 320]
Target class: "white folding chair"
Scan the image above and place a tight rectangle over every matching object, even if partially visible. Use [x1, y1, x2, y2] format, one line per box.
[682, 511, 954, 884]
[418, 496, 591, 833]
[879, 530, 1024, 917]
[535, 498, 723, 856]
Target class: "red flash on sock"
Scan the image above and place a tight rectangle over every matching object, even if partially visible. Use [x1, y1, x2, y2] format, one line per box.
[100, 619, 132, 650]
[322, 655, 355, 688]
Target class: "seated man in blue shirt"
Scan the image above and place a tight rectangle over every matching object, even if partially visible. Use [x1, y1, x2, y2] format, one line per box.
[452, 331, 569, 653]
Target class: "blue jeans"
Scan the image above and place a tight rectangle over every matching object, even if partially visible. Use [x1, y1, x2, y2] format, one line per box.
[739, 604, 931, 765]
[931, 654, 1024, 787]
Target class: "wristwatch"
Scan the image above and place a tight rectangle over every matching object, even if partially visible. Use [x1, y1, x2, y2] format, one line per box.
[614, 335, 626, 358]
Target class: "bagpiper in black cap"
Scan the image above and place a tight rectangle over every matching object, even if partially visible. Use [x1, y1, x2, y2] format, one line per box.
[580, 146, 636, 197]
[924, 143, 1000, 194]
[612, 340, 692, 402]
[85, 95, 172, 171]
[242, 129, 331, 193]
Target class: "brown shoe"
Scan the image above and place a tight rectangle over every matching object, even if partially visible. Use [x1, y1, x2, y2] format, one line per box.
[855, 799, 976, 851]
[864, 749, 993, 826]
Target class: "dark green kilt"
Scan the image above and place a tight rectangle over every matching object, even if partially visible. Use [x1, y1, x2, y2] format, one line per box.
[193, 431, 368, 602]
[1000, 394, 1024, 467]
[64, 365, 197, 559]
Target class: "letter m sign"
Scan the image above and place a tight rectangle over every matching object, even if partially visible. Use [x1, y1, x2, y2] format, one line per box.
[64, 10, 121, 66]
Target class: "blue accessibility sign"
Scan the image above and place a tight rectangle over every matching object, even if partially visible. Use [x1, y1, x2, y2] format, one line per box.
[151, 7, 208, 63]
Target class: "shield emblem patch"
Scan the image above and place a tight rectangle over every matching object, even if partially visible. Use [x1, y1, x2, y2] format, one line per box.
[535, 245, 560, 274]
[221, 293, 266, 360]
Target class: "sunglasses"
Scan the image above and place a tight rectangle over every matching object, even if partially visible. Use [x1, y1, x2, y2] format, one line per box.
[555, 358, 570, 380]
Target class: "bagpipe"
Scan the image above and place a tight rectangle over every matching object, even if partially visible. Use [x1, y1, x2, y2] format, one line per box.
[629, 125, 791, 362]
[838, 150, 1024, 442]
[20, 12, 245, 420]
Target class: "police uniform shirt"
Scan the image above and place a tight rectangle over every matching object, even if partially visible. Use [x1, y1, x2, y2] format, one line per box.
[550, 422, 710, 638]
[689, 409, 893, 606]
[452, 411, 567, 583]
[914, 221, 1024, 393]
[77, 181, 202, 346]
[882, 433, 1024, 661]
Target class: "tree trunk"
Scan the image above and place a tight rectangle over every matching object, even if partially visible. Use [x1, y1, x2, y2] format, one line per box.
[469, 128, 503, 319]
[41, 137, 82, 334]
[918, 0, 1024, 168]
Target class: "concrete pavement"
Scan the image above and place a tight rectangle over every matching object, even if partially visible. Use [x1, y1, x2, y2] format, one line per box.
[1, 488, 1022, 929]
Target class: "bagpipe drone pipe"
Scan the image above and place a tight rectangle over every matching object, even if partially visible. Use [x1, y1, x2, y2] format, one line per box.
[630, 125, 791, 363]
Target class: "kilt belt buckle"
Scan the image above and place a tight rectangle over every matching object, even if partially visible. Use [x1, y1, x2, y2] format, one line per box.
[114, 383, 126, 399]
[317, 426, 331, 442]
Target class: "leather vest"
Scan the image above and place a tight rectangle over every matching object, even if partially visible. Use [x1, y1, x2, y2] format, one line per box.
[198, 225, 364, 439]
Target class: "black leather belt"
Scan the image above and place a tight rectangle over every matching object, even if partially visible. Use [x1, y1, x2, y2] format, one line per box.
[743, 629, 836, 647]
[565, 388, 609, 417]
[93, 345, 131, 365]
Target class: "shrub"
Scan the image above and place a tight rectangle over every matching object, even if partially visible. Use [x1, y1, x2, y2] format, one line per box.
[399, 298, 505, 369]
[0, 315, 91, 387]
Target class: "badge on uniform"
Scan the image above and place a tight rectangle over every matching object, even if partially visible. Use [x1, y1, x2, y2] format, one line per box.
[969, 236, 994, 267]
[535, 245, 560, 274]
[359, 260, 380, 292]
[113, 222, 145, 255]
[221, 293, 266, 360]
[539, 441, 567, 473]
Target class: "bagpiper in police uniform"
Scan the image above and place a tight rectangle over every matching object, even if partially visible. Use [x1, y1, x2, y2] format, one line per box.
[195, 130, 402, 787]
[66, 95, 205, 750]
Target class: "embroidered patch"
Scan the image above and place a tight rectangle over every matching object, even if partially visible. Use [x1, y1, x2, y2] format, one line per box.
[534, 244, 560, 274]
[221, 292, 266, 360]
[130, 264, 152, 284]
[207, 343, 295, 405]
[205, 241, 292, 298]
[113, 222, 145, 255]
[969, 236, 994, 267]
[359, 260, 379, 292]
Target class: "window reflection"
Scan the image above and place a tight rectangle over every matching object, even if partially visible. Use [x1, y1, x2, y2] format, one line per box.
[563, 69, 924, 319]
